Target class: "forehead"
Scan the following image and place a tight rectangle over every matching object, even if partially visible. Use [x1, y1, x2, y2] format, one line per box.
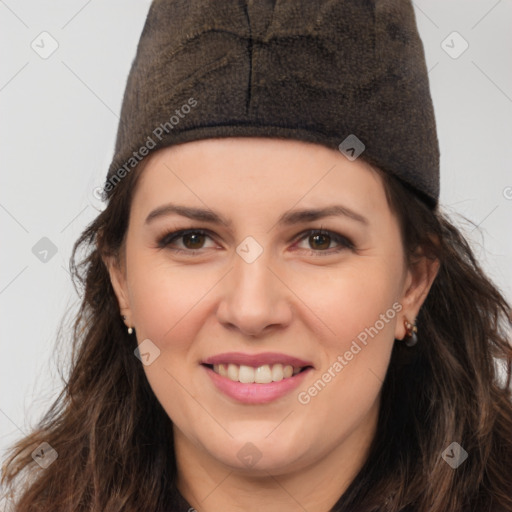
[132, 137, 389, 220]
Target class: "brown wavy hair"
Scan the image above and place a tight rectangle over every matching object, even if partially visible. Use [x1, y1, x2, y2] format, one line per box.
[2, 155, 512, 512]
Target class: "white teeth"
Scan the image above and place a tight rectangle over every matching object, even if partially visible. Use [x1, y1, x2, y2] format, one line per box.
[271, 363, 284, 381]
[255, 364, 272, 383]
[283, 365, 293, 378]
[218, 363, 228, 377]
[227, 363, 239, 381]
[239, 365, 255, 383]
[211, 362, 305, 383]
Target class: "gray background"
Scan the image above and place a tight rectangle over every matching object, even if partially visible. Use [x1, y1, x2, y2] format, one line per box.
[1, 1, 511, 463]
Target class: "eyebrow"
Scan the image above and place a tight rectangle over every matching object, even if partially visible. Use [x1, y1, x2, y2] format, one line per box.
[145, 203, 369, 227]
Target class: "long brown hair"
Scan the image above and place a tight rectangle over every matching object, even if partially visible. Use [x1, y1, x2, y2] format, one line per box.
[2, 155, 512, 512]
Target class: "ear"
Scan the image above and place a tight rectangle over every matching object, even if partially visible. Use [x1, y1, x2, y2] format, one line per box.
[103, 252, 133, 329]
[395, 247, 440, 340]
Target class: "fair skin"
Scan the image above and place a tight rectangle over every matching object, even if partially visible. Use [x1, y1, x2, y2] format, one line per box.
[106, 137, 439, 512]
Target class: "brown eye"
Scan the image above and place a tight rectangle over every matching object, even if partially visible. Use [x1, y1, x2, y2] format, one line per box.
[158, 227, 354, 256]
[181, 232, 206, 250]
[308, 232, 331, 250]
[294, 229, 354, 255]
[157, 229, 216, 252]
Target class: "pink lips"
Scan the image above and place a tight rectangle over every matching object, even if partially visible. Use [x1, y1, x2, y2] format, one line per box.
[201, 352, 314, 405]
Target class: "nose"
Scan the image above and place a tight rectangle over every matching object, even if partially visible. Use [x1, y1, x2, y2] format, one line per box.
[216, 250, 293, 338]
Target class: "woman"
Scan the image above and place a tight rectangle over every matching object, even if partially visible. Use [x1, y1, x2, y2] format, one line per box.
[2, 1, 512, 511]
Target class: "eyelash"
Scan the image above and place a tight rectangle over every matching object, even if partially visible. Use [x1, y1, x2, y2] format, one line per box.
[156, 227, 355, 257]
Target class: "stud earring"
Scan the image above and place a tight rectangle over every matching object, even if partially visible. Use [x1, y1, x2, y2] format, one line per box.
[404, 319, 418, 347]
[121, 315, 134, 335]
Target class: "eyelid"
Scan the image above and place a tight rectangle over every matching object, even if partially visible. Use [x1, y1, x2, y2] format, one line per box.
[291, 228, 355, 252]
[157, 228, 217, 250]
[156, 227, 355, 255]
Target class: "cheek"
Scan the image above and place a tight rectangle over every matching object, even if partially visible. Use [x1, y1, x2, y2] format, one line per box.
[291, 256, 403, 352]
[127, 256, 211, 349]
[125, 246, 241, 401]
[293, 262, 401, 438]
[124, 252, 214, 425]
[127, 242, 403, 361]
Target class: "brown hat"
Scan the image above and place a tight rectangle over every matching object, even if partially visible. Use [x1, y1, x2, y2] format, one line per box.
[105, 0, 440, 208]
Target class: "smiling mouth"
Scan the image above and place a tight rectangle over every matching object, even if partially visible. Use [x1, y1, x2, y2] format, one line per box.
[202, 363, 312, 384]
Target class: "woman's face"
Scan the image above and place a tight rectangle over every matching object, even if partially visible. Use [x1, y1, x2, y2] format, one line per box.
[108, 137, 432, 476]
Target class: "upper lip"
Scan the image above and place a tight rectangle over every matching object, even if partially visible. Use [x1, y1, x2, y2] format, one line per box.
[202, 352, 314, 368]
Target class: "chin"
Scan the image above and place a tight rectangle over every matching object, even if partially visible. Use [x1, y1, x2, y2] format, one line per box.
[203, 433, 312, 475]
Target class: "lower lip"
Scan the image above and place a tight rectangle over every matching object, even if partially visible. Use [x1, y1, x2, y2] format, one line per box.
[203, 365, 312, 404]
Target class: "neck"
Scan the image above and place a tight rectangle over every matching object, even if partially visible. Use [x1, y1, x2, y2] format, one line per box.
[174, 403, 379, 512]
